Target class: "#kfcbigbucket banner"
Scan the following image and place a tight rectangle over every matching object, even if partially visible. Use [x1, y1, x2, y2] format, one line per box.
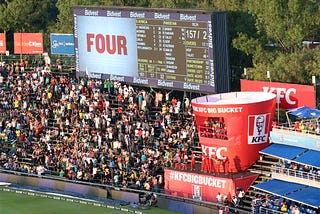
[241, 79, 315, 109]
[164, 169, 259, 202]
[191, 92, 276, 172]
[0, 33, 6, 54]
[14, 33, 43, 54]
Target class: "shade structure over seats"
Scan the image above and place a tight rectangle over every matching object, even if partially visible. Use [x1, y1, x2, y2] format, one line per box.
[260, 143, 320, 168]
[260, 143, 307, 160]
[294, 150, 320, 168]
[253, 179, 320, 208]
[287, 106, 320, 118]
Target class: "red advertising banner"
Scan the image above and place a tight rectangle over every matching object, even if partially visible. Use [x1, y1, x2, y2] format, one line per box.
[14, 33, 43, 54]
[0, 33, 6, 54]
[191, 92, 276, 172]
[241, 79, 315, 109]
[164, 169, 259, 203]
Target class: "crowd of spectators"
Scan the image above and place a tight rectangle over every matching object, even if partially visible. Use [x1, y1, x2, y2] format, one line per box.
[274, 159, 320, 182]
[293, 120, 320, 134]
[0, 60, 198, 194]
[273, 119, 320, 135]
[252, 194, 317, 214]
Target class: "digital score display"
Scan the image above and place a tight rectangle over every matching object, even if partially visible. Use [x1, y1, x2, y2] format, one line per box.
[73, 7, 216, 92]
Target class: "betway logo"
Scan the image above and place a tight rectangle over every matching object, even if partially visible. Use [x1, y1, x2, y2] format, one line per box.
[262, 87, 296, 105]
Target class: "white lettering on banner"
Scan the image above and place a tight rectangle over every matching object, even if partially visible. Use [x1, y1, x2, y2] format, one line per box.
[0, 41, 3, 46]
[29, 41, 42, 47]
[208, 21, 213, 48]
[74, 15, 78, 38]
[180, 14, 197, 21]
[133, 77, 149, 84]
[88, 73, 102, 79]
[75, 48, 79, 72]
[130, 11, 145, 18]
[52, 40, 74, 49]
[158, 80, 174, 87]
[110, 75, 125, 82]
[183, 83, 200, 91]
[201, 145, 227, 159]
[170, 171, 226, 188]
[106, 10, 121, 17]
[85, 9, 99, 16]
[192, 106, 243, 114]
[154, 13, 170, 20]
[262, 87, 296, 105]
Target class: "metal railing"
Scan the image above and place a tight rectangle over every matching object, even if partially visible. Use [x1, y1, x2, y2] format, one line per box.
[273, 123, 320, 136]
[271, 165, 320, 183]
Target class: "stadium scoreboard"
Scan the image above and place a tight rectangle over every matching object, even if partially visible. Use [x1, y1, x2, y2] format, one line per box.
[73, 7, 230, 93]
[135, 13, 213, 88]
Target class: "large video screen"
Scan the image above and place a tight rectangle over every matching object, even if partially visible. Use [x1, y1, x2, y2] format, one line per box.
[73, 7, 215, 92]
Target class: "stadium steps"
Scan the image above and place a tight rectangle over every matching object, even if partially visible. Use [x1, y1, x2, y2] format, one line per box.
[241, 154, 278, 210]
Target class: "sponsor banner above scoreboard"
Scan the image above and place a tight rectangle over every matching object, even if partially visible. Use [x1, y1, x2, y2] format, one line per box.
[14, 33, 43, 54]
[0, 33, 6, 54]
[50, 34, 75, 55]
[241, 79, 315, 109]
[72, 7, 227, 93]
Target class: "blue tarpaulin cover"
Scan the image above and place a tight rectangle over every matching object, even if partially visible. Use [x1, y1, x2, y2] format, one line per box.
[287, 106, 320, 118]
[294, 150, 320, 168]
[253, 179, 320, 208]
[286, 186, 320, 208]
[253, 179, 306, 196]
[260, 144, 307, 160]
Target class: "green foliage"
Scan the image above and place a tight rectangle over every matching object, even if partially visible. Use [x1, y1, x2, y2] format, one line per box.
[232, 0, 320, 84]
[0, 0, 53, 32]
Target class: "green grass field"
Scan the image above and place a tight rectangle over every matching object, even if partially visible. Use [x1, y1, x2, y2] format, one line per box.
[0, 190, 181, 214]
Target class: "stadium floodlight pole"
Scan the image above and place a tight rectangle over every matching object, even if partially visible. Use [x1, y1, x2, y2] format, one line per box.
[267, 70, 271, 82]
[243, 67, 248, 79]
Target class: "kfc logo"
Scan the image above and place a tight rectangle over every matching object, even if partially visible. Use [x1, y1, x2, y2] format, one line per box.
[262, 87, 296, 106]
[201, 145, 227, 159]
[248, 113, 270, 144]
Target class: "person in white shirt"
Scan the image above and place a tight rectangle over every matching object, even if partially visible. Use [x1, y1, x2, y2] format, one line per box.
[216, 192, 223, 204]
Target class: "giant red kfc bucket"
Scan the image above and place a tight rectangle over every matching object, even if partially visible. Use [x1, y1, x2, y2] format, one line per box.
[191, 92, 276, 172]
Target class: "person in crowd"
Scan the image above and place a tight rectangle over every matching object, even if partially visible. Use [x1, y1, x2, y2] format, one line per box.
[216, 192, 223, 204]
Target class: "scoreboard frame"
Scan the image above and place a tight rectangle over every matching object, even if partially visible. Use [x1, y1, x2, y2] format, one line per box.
[73, 6, 230, 93]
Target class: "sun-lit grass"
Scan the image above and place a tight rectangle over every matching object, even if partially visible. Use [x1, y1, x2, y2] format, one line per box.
[0, 190, 181, 214]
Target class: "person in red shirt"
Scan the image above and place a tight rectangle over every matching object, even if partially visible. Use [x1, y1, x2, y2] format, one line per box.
[209, 154, 216, 174]
[223, 156, 230, 175]
[201, 153, 205, 172]
[19, 60, 25, 72]
[181, 151, 188, 170]
[190, 152, 196, 171]
[171, 97, 177, 106]
[204, 154, 209, 173]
